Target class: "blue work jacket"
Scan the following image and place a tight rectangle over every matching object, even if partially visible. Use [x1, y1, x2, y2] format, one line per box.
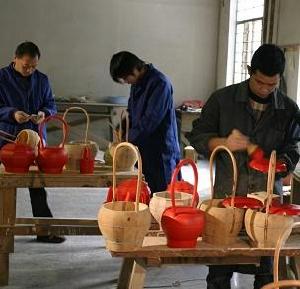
[128, 64, 181, 193]
[0, 63, 56, 147]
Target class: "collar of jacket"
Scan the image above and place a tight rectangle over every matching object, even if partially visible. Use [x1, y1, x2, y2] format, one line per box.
[234, 79, 286, 110]
[135, 63, 154, 87]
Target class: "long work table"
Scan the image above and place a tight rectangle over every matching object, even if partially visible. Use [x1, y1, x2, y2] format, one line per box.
[111, 233, 300, 289]
[0, 165, 137, 286]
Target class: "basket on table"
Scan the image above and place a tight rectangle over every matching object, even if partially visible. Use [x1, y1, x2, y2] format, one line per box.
[244, 151, 294, 248]
[261, 222, 300, 289]
[104, 110, 137, 171]
[98, 142, 151, 252]
[161, 158, 205, 248]
[199, 145, 245, 246]
[149, 159, 196, 229]
[63, 106, 98, 171]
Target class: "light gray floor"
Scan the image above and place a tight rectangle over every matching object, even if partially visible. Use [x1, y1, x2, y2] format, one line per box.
[3, 160, 255, 289]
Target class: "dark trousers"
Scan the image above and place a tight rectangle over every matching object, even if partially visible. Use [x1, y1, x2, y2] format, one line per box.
[29, 188, 53, 217]
[206, 257, 273, 289]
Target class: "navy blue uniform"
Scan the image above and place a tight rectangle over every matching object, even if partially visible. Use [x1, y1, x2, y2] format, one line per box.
[128, 64, 181, 193]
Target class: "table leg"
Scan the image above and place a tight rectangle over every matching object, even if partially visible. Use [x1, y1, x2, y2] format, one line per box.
[0, 187, 16, 286]
[117, 258, 147, 289]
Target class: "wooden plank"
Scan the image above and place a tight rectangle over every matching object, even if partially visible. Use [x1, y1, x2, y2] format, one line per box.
[15, 217, 98, 226]
[0, 254, 8, 286]
[0, 168, 137, 188]
[111, 235, 300, 258]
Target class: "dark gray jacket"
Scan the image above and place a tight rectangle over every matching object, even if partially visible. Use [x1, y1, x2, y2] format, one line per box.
[186, 80, 300, 198]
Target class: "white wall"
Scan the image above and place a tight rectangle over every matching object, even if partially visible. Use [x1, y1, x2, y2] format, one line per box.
[0, 0, 220, 105]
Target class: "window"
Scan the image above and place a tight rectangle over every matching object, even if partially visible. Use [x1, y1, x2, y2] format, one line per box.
[233, 0, 264, 84]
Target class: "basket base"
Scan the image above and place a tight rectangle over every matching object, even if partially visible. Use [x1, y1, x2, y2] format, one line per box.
[202, 234, 237, 246]
[248, 239, 277, 248]
[106, 240, 143, 252]
[167, 238, 197, 248]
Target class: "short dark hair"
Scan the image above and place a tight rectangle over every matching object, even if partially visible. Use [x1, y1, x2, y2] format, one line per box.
[110, 51, 145, 82]
[250, 44, 285, 76]
[15, 41, 41, 59]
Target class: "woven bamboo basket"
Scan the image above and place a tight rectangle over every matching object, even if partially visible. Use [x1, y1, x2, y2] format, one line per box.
[244, 151, 294, 248]
[63, 107, 98, 171]
[261, 222, 300, 289]
[98, 142, 151, 252]
[15, 129, 40, 152]
[149, 192, 193, 229]
[199, 145, 245, 245]
[105, 110, 137, 171]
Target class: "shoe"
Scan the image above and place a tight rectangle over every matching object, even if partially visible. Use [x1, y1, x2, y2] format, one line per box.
[36, 234, 66, 243]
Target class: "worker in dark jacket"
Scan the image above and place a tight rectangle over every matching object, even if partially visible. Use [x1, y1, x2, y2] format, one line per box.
[110, 51, 181, 193]
[0, 41, 64, 243]
[187, 44, 300, 289]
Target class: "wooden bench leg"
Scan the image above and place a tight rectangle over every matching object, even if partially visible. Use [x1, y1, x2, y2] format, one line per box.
[117, 258, 147, 289]
[128, 258, 147, 289]
[0, 254, 9, 286]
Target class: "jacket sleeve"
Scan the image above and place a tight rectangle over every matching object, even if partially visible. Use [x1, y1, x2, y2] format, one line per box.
[278, 113, 300, 176]
[39, 77, 57, 116]
[185, 92, 220, 158]
[0, 85, 17, 123]
[128, 80, 172, 145]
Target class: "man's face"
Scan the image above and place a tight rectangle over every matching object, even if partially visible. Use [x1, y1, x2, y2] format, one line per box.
[118, 68, 142, 85]
[14, 54, 39, 77]
[248, 69, 280, 98]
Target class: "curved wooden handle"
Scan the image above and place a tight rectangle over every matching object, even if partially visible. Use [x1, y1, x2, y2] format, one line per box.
[39, 115, 69, 148]
[261, 279, 300, 289]
[265, 150, 276, 214]
[120, 110, 129, 142]
[62, 106, 89, 143]
[272, 222, 300, 284]
[169, 159, 199, 208]
[209, 145, 238, 207]
[112, 142, 141, 212]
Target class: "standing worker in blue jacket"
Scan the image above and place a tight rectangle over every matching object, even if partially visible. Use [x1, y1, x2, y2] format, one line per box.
[109, 51, 181, 193]
[0, 41, 65, 243]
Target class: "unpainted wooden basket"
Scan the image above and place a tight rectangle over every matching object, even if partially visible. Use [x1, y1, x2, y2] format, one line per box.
[63, 107, 98, 171]
[15, 129, 40, 152]
[199, 145, 245, 246]
[98, 142, 151, 252]
[261, 222, 300, 289]
[149, 159, 198, 229]
[104, 110, 137, 171]
[244, 151, 294, 248]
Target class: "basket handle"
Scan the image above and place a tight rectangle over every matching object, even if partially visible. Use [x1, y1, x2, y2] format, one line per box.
[39, 115, 69, 149]
[261, 280, 300, 289]
[269, 221, 300, 288]
[209, 145, 238, 207]
[265, 150, 276, 215]
[112, 142, 141, 212]
[169, 159, 199, 209]
[120, 110, 129, 142]
[62, 106, 89, 143]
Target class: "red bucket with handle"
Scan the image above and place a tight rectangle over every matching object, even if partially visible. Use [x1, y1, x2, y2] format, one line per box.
[37, 115, 69, 174]
[161, 159, 205, 248]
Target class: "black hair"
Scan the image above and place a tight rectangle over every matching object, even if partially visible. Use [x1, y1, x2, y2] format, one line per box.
[15, 41, 41, 59]
[250, 44, 285, 76]
[110, 51, 145, 82]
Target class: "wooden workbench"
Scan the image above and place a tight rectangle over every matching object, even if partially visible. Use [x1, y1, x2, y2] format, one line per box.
[0, 166, 136, 286]
[111, 233, 300, 289]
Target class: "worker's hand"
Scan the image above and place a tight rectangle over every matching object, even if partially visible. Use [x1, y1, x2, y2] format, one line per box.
[13, 111, 31, 124]
[225, 129, 249, 152]
[31, 111, 45, 124]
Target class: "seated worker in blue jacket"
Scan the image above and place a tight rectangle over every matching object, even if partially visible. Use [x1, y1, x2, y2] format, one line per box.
[109, 51, 181, 193]
[0, 41, 65, 243]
